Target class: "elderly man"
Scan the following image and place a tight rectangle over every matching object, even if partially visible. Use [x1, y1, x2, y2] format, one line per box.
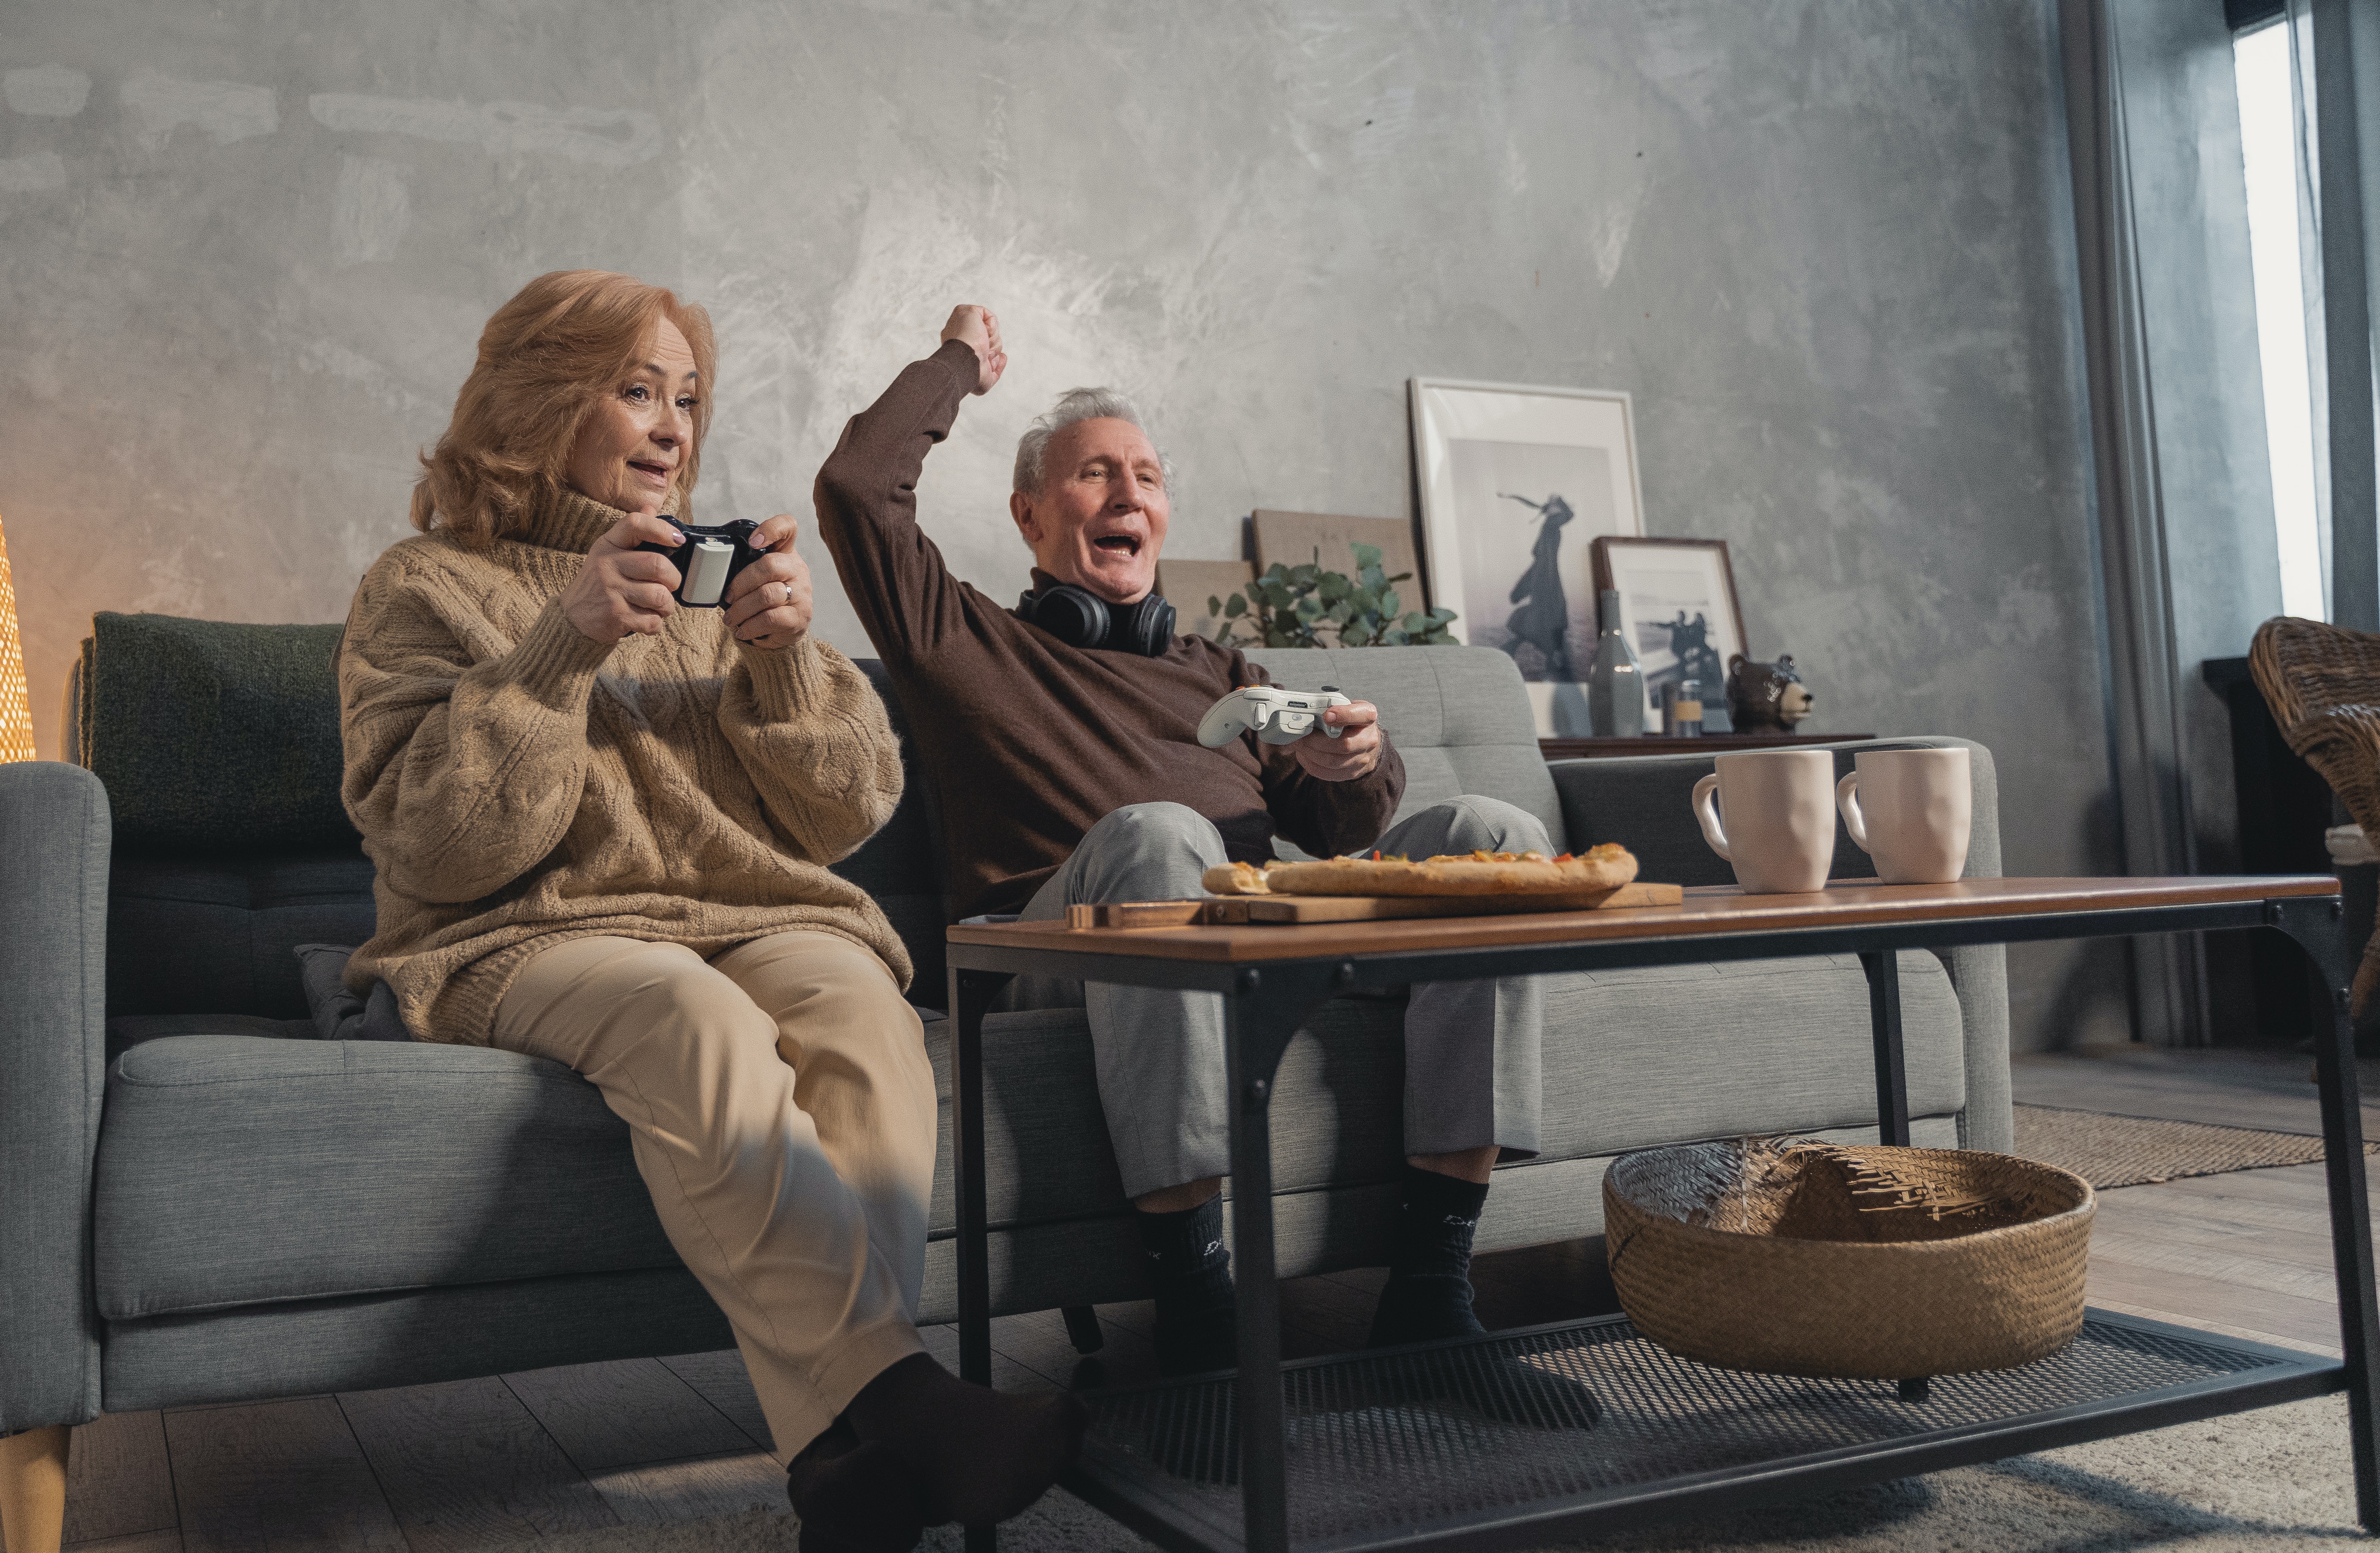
[816, 308, 1584, 1413]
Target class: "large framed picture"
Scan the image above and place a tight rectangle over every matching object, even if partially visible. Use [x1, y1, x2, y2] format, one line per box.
[1409, 377, 1646, 735]
[1589, 536, 1747, 727]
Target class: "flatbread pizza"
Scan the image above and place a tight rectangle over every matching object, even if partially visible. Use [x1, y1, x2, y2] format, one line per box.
[1205, 845, 1637, 899]
[1203, 861, 1273, 896]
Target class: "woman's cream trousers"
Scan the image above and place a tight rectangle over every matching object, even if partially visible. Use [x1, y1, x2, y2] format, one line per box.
[493, 931, 936, 1458]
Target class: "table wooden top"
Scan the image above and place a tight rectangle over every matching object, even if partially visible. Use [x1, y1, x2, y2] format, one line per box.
[946, 875, 2341, 964]
[1539, 734, 1876, 758]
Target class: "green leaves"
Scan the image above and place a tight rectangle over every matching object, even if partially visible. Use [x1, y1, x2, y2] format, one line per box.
[1208, 545, 1460, 649]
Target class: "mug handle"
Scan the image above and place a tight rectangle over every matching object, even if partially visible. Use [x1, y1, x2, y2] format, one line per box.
[1836, 771, 1871, 853]
[1691, 772, 1731, 861]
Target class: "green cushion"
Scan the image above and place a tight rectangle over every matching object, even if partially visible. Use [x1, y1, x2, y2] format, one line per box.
[81, 613, 355, 849]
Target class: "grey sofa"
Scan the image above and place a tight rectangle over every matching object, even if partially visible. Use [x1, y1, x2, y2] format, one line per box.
[0, 628, 2009, 1469]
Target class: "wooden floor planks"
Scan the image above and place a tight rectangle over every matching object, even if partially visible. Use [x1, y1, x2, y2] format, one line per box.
[501, 1358, 759, 1474]
[40, 1045, 2380, 1551]
[653, 1350, 777, 1461]
[59, 1409, 174, 1547]
[581, 1452, 788, 1527]
[162, 1396, 408, 1553]
[335, 1379, 618, 1552]
[2011, 1043, 2380, 1136]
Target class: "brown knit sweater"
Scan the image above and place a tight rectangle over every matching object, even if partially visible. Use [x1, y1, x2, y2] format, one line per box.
[339, 484, 912, 1045]
[817, 341, 1404, 921]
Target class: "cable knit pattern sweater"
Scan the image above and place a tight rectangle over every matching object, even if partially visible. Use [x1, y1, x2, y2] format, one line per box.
[338, 484, 912, 1045]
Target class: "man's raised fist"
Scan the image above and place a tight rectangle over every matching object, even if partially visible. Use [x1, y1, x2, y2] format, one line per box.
[940, 305, 1006, 395]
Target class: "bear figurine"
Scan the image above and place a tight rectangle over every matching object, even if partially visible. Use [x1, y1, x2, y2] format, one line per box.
[1727, 653, 1815, 734]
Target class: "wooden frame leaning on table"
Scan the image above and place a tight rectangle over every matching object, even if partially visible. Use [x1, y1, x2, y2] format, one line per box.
[1589, 534, 1748, 730]
[1409, 376, 1647, 736]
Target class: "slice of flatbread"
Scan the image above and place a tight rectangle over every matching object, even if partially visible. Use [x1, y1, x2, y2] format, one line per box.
[1201, 861, 1274, 896]
[1265, 844, 1638, 898]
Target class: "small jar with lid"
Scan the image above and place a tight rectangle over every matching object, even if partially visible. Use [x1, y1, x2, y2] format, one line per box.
[1664, 679, 1705, 737]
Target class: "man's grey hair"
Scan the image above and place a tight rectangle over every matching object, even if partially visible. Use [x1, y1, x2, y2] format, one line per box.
[1012, 386, 1175, 496]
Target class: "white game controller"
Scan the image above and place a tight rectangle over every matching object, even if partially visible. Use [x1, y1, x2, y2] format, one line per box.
[1197, 685, 1353, 748]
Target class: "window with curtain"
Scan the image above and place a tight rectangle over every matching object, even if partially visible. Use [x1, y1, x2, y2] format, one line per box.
[2234, 13, 2330, 619]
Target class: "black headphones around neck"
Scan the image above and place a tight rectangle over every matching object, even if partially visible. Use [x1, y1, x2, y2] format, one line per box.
[1016, 581, 1177, 657]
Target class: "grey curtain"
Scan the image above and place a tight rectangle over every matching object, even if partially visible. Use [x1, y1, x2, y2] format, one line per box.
[2059, 0, 2285, 1044]
[2059, 0, 2204, 1045]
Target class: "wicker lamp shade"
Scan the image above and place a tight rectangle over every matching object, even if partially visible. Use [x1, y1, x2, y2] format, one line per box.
[0, 516, 33, 763]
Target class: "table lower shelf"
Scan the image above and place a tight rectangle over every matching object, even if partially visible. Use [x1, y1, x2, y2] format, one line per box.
[1062, 1309, 2342, 1553]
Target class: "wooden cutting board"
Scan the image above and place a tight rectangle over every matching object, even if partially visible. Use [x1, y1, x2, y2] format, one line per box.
[1065, 882, 1682, 929]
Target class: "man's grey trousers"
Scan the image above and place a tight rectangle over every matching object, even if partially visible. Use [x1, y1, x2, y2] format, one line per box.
[1001, 798, 1548, 1198]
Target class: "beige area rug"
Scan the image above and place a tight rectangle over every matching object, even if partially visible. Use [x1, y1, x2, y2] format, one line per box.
[501, 1395, 2371, 1551]
[2014, 1103, 2379, 1189]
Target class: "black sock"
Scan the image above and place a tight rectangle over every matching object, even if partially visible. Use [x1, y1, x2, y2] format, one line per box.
[1138, 1195, 1238, 1375]
[787, 1417, 928, 1553]
[1368, 1164, 1490, 1346]
[841, 1354, 1088, 1527]
[1366, 1168, 1601, 1429]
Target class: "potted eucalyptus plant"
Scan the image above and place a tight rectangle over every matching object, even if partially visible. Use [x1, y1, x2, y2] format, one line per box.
[1208, 542, 1458, 649]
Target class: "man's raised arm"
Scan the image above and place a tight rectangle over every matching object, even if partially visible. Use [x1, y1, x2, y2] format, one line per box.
[812, 306, 1005, 662]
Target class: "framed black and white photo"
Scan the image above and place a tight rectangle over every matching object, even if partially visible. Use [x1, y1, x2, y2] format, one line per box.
[1589, 535, 1747, 727]
[1409, 377, 1646, 735]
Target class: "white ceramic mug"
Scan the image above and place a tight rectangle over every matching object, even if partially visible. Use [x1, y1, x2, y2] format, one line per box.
[1835, 747, 1972, 884]
[1690, 748, 1837, 894]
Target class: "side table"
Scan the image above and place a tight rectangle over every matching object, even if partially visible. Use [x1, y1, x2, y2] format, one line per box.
[946, 877, 2375, 1553]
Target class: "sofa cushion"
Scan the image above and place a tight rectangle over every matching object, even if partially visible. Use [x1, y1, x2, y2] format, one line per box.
[104, 1012, 313, 1067]
[81, 613, 356, 850]
[90, 946, 1961, 1320]
[1244, 646, 1565, 849]
[94, 1036, 674, 1320]
[922, 948, 1964, 1235]
[1533, 950, 1963, 1158]
[108, 850, 378, 1019]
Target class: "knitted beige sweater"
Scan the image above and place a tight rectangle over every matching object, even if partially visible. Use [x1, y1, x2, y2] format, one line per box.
[338, 484, 911, 1045]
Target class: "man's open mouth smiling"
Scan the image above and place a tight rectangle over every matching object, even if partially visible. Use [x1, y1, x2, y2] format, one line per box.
[1092, 534, 1142, 556]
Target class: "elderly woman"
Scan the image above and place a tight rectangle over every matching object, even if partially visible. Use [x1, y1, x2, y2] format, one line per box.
[338, 270, 1083, 1551]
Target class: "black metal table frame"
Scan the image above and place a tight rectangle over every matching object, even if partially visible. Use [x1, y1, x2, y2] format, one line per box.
[945, 892, 2380, 1553]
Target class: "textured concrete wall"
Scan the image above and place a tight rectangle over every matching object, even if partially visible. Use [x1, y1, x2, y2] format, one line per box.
[0, 0, 2125, 1048]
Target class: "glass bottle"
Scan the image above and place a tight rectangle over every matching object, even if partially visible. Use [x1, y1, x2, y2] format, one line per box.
[1585, 589, 1646, 737]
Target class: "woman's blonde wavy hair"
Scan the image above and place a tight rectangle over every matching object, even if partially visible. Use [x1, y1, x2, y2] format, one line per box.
[411, 270, 718, 548]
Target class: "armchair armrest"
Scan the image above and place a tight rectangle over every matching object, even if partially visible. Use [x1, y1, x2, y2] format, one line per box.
[0, 762, 108, 1435]
[1549, 736, 2011, 1152]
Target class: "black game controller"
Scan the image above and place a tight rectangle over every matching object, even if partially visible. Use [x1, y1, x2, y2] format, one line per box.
[638, 519, 766, 609]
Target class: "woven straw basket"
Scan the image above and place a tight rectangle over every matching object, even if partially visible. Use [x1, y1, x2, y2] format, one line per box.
[1604, 1138, 2096, 1380]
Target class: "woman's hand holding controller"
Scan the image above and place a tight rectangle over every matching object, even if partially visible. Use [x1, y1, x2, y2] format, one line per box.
[724, 514, 812, 650]
[564, 509, 685, 644]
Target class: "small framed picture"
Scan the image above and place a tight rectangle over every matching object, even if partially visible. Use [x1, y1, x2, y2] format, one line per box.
[1409, 377, 1645, 735]
[1589, 536, 1747, 727]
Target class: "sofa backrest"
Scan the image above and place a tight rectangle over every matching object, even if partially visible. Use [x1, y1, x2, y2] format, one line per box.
[72, 624, 947, 1019]
[1244, 646, 1566, 850]
[72, 615, 375, 1020]
[837, 660, 946, 1000]
[75, 618, 1555, 1021]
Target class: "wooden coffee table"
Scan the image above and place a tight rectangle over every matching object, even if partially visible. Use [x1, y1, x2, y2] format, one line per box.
[946, 877, 2377, 1553]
